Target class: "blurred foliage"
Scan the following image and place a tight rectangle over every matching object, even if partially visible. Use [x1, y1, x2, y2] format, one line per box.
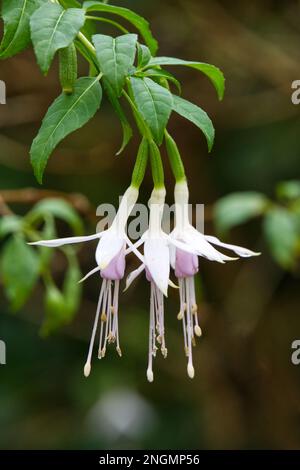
[1, 0, 300, 452]
[214, 180, 300, 270]
[0, 198, 82, 335]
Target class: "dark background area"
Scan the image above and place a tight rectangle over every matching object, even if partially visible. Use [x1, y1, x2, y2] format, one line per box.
[1, 0, 300, 449]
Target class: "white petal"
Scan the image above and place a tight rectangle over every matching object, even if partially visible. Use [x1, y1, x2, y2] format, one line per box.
[125, 235, 145, 263]
[169, 243, 176, 269]
[79, 266, 101, 283]
[124, 264, 145, 291]
[144, 238, 170, 296]
[169, 279, 179, 289]
[185, 227, 237, 263]
[168, 236, 199, 255]
[29, 232, 102, 248]
[95, 231, 124, 269]
[205, 235, 261, 258]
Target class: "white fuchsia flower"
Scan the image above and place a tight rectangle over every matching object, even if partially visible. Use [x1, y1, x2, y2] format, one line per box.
[30, 185, 142, 376]
[170, 180, 260, 378]
[125, 187, 172, 382]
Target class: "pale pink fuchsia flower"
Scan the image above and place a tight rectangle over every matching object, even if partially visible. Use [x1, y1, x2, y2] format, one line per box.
[170, 180, 260, 378]
[30, 186, 142, 376]
[125, 187, 172, 382]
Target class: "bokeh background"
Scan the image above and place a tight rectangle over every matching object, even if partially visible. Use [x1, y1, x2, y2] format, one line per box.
[1, 0, 300, 450]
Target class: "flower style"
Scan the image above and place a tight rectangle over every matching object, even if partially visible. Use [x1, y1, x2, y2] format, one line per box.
[170, 180, 260, 378]
[30, 185, 142, 376]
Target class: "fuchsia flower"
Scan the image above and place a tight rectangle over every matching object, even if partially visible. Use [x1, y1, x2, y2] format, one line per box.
[125, 188, 171, 382]
[30, 186, 142, 376]
[30, 179, 260, 382]
[169, 180, 260, 378]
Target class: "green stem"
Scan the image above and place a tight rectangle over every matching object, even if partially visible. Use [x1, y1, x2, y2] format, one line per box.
[77, 31, 96, 55]
[86, 16, 129, 34]
[165, 130, 186, 183]
[149, 141, 164, 189]
[131, 138, 149, 189]
[122, 89, 152, 141]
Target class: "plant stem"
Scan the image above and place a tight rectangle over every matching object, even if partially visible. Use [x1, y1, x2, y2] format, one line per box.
[77, 32, 96, 55]
[165, 130, 187, 183]
[149, 141, 164, 189]
[86, 16, 129, 34]
[131, 138, 149, 189]
[122, 90, 152, 141]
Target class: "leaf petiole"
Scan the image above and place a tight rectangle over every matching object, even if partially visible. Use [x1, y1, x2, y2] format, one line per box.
[85, 15, 129, 34]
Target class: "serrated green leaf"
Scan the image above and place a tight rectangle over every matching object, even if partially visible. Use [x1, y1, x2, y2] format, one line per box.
[30, 76, 102, 183]
[1, 235, 39, 310]
[137, 44, 151, 68]
[0, 215, 23, 238]
[30, 3, 86, 75]
[104, 80, 132, 155]
[143, 68, 181, 94]
[172, 95, 214, 151]
[0, 0, 44, 59]
[263, 208, 299, 269]
[27, 198, 84, 235]
[130, 77, 172, 144]
[147, 57, 225, 100]
[214, 192, 269, 234]
[83, 1, 158, 54]
[93, 33, 137, 97]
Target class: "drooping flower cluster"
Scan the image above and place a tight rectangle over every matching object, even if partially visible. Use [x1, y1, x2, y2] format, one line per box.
[31, 179, 259, 382]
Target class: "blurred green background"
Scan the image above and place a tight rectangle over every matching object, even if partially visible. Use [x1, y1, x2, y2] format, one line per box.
[1, 0, 300, 450]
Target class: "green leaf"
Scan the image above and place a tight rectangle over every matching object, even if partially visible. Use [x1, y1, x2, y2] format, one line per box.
[93, 33, 137, 97]
[38, 215, 56, 271]
[83, 1, 158, 54]
[63, 252, 82, 320]
[130, 77, 173, 144]
[41, 284, 67, 337]
[263, 208, 299, 269]
[214, 192, 269, 234]
[1, 235, 39, 310]
[0, 0, 44, 59]
[27, 198, 84, 235]
[137, 44, 151, 68]
[0, 215, 23, 238]
[104, 80, 132, 155]
[30, 3, 86, 75]
[147, 57, 225, 100]
[59, 0, 81, 7]
[277, 180, 300, 202]
[30, 76, 102, 183]
[172, 95, 214, 151]
[41, 252, 82, 336]
[141, 68, 181, 94]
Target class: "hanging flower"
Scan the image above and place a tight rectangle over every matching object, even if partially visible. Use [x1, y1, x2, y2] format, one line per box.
[125, 187, 172, 382]
[169, 179, 260, 378]
[30, 185, 142, 376]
